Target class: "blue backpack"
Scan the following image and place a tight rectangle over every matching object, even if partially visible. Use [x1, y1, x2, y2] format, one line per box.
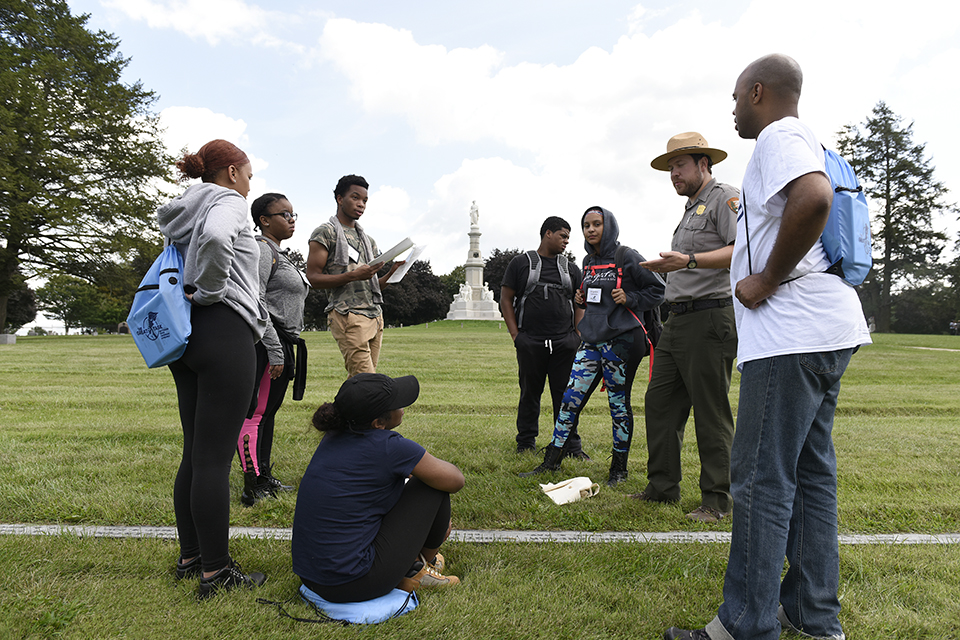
[743, 148, 872, 287]
[821, 148, 872, 286]
[127, 243, 192, 368]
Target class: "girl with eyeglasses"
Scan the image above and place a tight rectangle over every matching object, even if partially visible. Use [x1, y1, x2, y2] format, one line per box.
[237, 193, 310, 506]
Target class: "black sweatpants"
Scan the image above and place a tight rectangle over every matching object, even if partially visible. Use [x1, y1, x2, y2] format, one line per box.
[514, 330, 583, 450]
[169, 302, 257, 572]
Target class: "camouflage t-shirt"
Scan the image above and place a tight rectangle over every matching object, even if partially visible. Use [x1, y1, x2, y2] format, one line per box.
[310, 222, 382, 318]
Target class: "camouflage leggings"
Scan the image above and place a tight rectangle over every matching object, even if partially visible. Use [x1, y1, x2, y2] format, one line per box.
[549, 331, 636, 454]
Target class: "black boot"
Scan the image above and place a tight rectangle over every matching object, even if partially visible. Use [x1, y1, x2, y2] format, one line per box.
[561, 437, 592, 461]
[240, 471, 271, 507]
[261, 463, 294, 494]
[607, 450, 629, 487]
[519, 444, 564, 477]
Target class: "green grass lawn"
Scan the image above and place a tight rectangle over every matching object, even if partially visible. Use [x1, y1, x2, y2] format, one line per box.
[1, 324, 959, 638]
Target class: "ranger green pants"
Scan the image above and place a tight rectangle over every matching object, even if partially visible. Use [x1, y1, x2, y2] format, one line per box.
[642, 306, 737, 512]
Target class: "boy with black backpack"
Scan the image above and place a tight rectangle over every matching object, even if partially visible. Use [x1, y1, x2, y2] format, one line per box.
[500, 217, 586, 456]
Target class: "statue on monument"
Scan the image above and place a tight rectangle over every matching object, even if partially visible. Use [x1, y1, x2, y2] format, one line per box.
[445, 199, 503, 321]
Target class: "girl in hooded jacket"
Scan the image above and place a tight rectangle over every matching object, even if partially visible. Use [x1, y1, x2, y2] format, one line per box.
[158, 139, 269, 599]
[521, 206, 665, 486]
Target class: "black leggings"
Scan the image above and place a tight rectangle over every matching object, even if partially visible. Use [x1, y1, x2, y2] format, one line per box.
[238, 341, 290, 474]
[302, 478, 451, 603]
[169, 303, 256, 572]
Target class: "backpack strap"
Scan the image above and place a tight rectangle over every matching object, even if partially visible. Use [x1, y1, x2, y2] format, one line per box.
[556, 254, 573, 321]
[256, 236, 280, 280]
[516, 250, 574, 330]
[615, 244, 658, 381]
[556, 254, 572, 295]
[516, 250, 541, 330]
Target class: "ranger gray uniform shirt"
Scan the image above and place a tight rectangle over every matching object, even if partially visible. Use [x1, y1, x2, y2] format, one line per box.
[665, 178, 739, 302]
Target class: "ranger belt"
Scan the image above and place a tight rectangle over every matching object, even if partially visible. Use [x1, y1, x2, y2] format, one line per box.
[669, 297, 733, 315]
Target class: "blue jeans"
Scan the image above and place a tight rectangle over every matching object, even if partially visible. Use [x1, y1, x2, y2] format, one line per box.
[707, 348, 854, 640]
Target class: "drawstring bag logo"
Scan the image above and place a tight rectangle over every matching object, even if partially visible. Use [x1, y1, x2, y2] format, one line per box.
[136, 310, 169, 342]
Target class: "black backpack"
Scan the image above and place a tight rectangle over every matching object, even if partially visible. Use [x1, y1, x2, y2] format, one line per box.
[515, 250, 574, 330]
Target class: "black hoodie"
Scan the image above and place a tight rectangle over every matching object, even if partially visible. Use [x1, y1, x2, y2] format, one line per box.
[577, 207, 665, 344]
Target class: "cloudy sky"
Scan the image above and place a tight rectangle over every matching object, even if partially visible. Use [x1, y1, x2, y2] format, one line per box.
[64, 0, 960, 282]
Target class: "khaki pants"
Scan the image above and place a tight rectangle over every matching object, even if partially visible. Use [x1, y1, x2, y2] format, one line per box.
[329, 311, 383, 378]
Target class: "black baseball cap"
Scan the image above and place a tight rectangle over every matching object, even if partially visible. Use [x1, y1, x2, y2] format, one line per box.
[334, 373, 420, 426]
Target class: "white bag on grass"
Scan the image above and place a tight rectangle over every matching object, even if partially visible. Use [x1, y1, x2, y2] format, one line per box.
[539, 476, 600, 505]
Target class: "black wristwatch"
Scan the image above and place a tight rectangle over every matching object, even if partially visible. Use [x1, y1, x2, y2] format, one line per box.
[686, 254, 697, 269]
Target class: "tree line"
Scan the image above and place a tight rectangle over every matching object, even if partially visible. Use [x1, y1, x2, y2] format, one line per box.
[2, 1, 957, 336]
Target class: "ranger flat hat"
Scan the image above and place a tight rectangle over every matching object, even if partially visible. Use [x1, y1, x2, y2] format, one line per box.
[650, 132, 727, 171]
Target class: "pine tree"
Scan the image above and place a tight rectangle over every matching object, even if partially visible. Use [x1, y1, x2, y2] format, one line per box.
[0, 0, 173, 331]
[836, 101, 954, 333]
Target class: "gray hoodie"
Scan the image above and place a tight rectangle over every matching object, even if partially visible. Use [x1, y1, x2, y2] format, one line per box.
[157, 182, 267, 339]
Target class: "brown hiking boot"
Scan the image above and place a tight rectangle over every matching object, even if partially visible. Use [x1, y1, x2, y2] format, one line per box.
[397, 555, 460, 592]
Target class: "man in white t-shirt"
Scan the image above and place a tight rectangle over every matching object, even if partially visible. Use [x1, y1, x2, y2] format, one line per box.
[665, 54, 871, 640]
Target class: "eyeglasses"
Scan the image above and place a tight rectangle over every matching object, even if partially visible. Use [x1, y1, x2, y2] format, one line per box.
[265, 211, 297, 222]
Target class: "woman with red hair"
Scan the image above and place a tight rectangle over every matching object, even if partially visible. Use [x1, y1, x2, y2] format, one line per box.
[158, 139, 269, 599]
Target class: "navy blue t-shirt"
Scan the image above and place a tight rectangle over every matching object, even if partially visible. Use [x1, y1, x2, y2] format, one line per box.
[292, 428, 426, 586]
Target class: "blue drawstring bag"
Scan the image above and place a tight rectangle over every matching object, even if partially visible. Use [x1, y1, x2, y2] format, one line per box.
[298, 585, 418, 624]
[127, 244, 191, 367]
[821, 148, 872, 286]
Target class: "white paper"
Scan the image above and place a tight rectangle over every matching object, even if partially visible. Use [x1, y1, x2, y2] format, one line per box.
[372, 237, 414, 265]
[387, 244, 426, 284]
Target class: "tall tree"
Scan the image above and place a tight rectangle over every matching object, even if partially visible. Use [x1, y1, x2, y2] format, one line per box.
[36, 274, 99, 334]
[483, 248, 523, 304]
[439, 264, 466, 302]
[836, 102, 954, 332]
[3, 276, 35, 333]
[889, 283, 957, 335]
[0, 0, 173, 331]
[381, 260, 449, 325]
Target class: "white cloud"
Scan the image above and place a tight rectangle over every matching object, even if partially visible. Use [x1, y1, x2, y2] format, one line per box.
[101, 0, 284, 46]
[91, 0, 960, 275]
[366, 185, 413, 236]
[159, 106, 268, 195]
[310, 2, 960, 273]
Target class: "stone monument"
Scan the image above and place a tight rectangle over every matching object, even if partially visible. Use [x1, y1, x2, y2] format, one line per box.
[445, 201, 503, 321]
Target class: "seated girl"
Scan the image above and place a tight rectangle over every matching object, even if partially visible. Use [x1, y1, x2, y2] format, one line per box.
[292, 373, 464, 601]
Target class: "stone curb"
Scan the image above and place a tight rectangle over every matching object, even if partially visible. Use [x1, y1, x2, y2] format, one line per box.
[1, 524, 958, 545]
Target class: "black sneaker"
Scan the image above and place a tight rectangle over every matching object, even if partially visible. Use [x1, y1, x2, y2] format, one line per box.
[663, 627, 710, 640]
[175, 555, 201, 580]
[262, 464, 294, 493]
[240, 472, 273, 507]
[197, 558, 266, 600]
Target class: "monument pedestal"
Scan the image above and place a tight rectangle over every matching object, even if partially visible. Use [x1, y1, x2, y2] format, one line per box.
[445, 201, 503, 321]
[445, 292, 502, 321]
